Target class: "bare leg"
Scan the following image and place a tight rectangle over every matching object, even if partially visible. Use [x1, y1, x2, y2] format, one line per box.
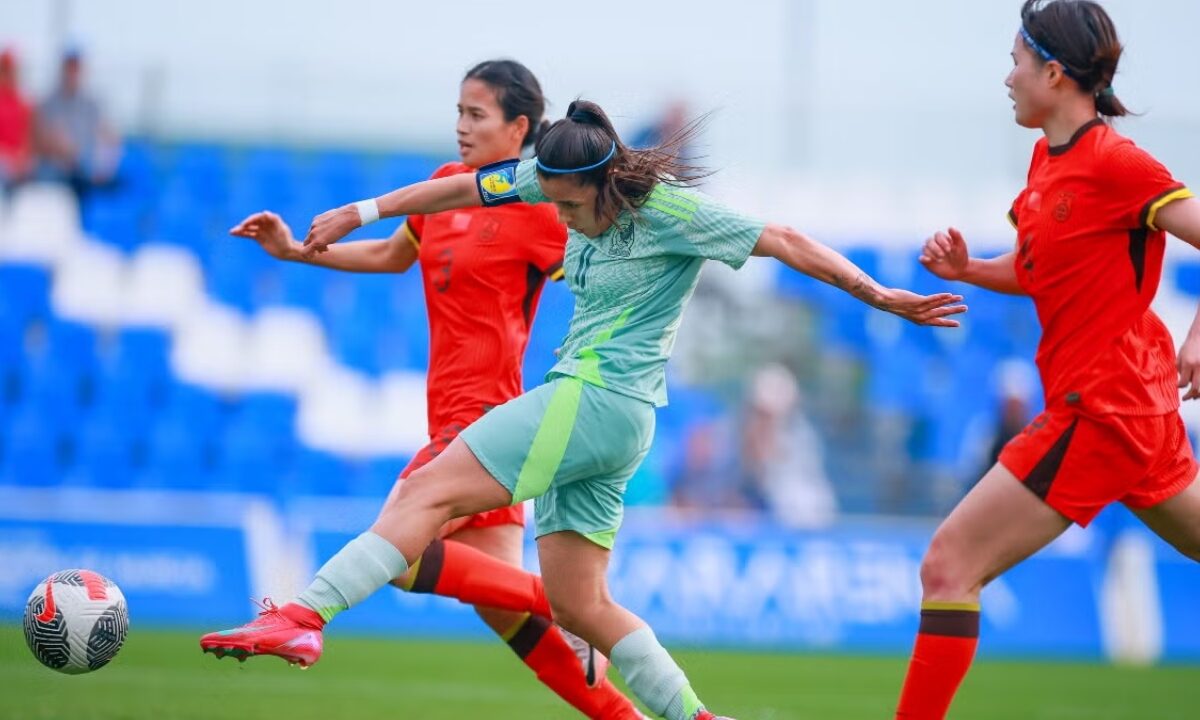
[1131, 470, 1200, 561]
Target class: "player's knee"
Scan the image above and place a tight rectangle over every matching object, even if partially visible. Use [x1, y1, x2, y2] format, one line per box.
[545, 591, 605, 637]
[391, 467, 450, 513]
[919, 532, 972, 598]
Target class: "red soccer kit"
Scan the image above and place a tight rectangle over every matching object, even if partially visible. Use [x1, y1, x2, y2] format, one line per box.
[398, 162, 566, 531]
[999, 119, 1197, 525]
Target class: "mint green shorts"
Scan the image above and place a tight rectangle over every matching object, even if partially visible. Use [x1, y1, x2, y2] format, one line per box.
[460, 376, 655, 549]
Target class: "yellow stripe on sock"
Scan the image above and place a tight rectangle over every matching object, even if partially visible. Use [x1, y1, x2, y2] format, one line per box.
[500, 613, 532, 642]
[396, 557, 422, 591]
[921, 601, 981, 612]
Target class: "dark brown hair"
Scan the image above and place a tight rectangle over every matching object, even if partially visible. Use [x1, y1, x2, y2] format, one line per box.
[463, 59, 549, 148]
[533, 100, 710, 222]
[1020, 0, 1128, 117]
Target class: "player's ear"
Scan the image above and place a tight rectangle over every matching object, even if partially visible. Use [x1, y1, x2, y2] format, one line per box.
[514, 115, 530, 146]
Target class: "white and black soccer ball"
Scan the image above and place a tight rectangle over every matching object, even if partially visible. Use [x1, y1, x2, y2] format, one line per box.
[23, 569, 129, 674]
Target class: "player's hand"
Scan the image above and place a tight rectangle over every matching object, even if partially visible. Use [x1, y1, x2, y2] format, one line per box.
[302, 205, 359, 258]
[230, 211, 297, 259]
[919, 227, 971, 281]
[879, 289, 967, 327]
[1178, 333, 1200, 400]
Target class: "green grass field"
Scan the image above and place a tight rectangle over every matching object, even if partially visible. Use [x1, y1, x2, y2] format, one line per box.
[3, 625, 1197, 719]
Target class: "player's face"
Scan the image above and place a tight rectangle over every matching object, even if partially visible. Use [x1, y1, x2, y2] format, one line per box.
[539, 175, 605, 237]
[456, 79, 525, 168]
[1006, 34, 1054, 129]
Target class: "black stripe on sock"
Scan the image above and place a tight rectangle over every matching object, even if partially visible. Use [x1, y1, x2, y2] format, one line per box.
[408, 539, 446, 594]
[507, 615, 551, 659]
[919, 609, 980, 638]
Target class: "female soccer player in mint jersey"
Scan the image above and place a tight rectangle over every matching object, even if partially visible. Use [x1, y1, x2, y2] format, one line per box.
[898, 2, 1200, 717]
[209, 60, 644, 720]
[207, 98, 965, 720]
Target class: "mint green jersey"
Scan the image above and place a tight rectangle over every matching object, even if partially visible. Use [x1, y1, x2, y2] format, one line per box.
[514, 158, 765, 406]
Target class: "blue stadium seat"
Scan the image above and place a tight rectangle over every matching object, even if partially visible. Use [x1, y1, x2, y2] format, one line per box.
[169, 142, 230, 207]
[293, 448, 357, 496]
[377, 154, 440, 191]
[154, 186, 214, 256]
[311, 149, 370, 206]
[43, 319, 100, 372]
[351, 456, 408, 497]
[235, 393, 297, 434]
[1176, 261, 1200, 297]
[16, 356, 89, 429]
[0, 407, 63, 487]
[277, 262, 327, 313]
[0, 264, 51, 325]
[143, 417, 210, 490]
[161, 383, 226, 438]
[0, 313, 24, 387]
[212, 425, 281, 495]
[82, 194, 146, 252]
[70, 419, 136, 488]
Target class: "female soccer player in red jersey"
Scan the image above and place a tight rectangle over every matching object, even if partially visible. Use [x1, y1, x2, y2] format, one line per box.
[216, 60, 643, 719]
[899, 2, 1200, 717]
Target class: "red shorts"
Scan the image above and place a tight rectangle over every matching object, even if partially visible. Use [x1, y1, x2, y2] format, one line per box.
[399, 424, 525, 536]
[999, 407, 1197, 526]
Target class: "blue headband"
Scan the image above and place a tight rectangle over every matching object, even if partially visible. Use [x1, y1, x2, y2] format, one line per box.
[1020, 25, 1079, 80]
[536, 141, 617, 174]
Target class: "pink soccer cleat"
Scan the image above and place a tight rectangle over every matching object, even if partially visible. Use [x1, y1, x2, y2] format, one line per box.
[694, 712, 736, 720]
[200, 599, 324, 668]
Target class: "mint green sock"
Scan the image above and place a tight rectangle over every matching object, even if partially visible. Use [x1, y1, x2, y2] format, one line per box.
[610, 626, 706, 720]
[295, 531, 408, 623]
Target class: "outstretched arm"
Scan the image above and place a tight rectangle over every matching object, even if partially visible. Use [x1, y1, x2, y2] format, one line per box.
[919, 227, 1025, 295]
[231, 211, 418, 273]
[301, 173, 482, 257]
[751, 223, 966, 327]
[1154, 197, 1200, 400]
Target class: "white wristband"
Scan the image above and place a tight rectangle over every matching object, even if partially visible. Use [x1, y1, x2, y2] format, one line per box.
[354, 199, 380, 227]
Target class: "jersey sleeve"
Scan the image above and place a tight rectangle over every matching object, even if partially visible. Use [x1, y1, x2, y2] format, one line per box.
[526, 208, 567, 281]
[653, 187, 765, 270]
[1105, 142, 1194, 231]
[1007, 188, 1028, 230]
[514, 158, 548, 204]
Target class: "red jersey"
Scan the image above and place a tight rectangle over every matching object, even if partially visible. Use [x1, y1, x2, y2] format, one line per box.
[1009, 119, 1194, 415]
[404, 162, 566, 435]
[0, 87, 32, 171]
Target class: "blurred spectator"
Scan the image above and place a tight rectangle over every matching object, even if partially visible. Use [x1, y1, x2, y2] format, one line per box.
[0, 47, 34, 191]
[34, 48, 122, 200]
[671, 363, 838, 527]
[738, 363, 838, 528]
[670, 418, 741, 512]
[971, 358, 1038, 491]
[629, 99, 698, 165]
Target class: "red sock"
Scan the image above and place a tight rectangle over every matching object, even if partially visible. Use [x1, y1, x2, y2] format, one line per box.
[507, 614, 643, 720]
[895, 603, 981, 719]
[406, 539, 552, 619]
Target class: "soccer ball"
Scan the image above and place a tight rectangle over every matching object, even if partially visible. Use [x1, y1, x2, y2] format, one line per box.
[23, 569, 129, 674]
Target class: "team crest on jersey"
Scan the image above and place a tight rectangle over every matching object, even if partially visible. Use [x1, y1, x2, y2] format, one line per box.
[1053, 191, 1075, 222]
[608, 220, 635, 257]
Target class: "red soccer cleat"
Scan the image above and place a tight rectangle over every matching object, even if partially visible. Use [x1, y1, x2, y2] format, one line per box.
[200, 599, 324, 668]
